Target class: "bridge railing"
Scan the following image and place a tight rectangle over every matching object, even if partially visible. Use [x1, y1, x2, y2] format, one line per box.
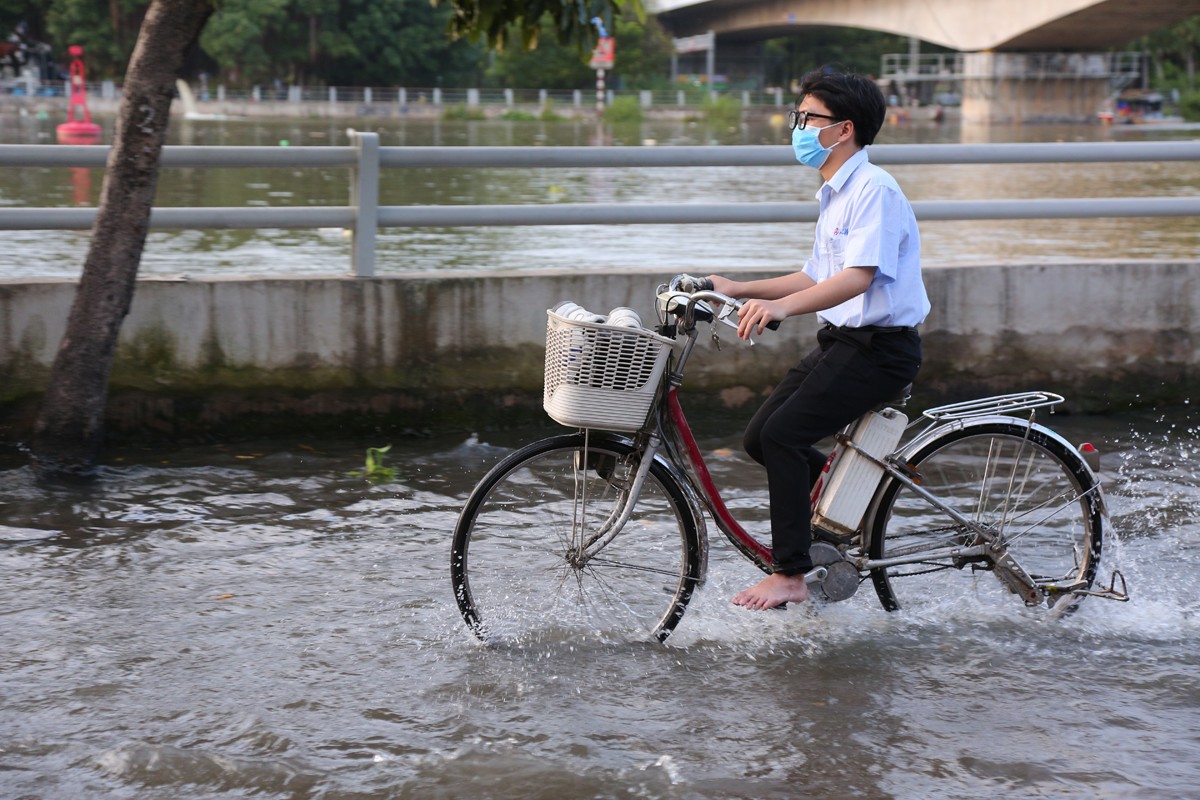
[1, 138, 1199, 277]
[880, 51, 1143, 82]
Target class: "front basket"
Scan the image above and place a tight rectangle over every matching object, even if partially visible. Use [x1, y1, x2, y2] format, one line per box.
[543, 309, 678, 431]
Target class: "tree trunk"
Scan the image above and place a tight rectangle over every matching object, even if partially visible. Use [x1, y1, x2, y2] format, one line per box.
[30, 0, 213, 481]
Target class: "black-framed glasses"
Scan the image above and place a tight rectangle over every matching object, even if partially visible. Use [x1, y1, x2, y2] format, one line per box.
[787, 109, 841, 131]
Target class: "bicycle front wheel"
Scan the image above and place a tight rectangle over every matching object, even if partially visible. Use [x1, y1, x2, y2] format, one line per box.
[451, 433, 702, 644]
[867, 420, 1103, 613]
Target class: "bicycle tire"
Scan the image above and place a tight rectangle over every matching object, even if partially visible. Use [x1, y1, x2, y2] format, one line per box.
[451, 433, 703, 644]
[866, 419, 1103, 613]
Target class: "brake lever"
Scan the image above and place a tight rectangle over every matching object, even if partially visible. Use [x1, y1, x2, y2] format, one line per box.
[714, 299, 781, 346]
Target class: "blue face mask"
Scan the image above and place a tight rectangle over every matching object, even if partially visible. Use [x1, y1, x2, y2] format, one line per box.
[792, 123, 841, 169]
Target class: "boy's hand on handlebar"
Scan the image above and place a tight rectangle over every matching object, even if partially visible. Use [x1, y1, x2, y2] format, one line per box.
[705, 275, 738, 297]
[737, 298, 786, 340]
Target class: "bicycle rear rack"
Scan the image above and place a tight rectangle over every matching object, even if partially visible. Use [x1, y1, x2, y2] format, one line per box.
[922, 391, 1065, 422]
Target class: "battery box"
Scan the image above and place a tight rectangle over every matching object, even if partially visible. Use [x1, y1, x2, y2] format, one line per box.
[812, 408, 908, 538]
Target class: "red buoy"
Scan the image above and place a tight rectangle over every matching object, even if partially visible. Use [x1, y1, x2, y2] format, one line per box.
[56, 45, 102, 144]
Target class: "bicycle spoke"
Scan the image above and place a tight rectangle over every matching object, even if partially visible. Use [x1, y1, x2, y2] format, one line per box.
[868, 422, 1102, 613]
[1000, 484, 1100, 544]
[585, 555, 688, 579]
[451, 435, 701, 643]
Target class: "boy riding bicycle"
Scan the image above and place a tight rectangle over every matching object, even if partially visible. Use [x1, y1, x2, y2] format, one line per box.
[707, 68, 931, 611]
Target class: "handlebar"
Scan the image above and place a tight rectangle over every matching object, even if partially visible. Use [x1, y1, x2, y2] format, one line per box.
[658, 274, 781, 334]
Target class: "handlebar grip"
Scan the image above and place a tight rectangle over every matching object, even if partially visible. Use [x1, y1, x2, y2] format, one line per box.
[697, 277, 714, 291]
[766, 320, 781, 331]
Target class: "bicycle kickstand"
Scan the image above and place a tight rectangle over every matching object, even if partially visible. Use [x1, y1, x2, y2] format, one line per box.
[1073, 570, 1131, 602]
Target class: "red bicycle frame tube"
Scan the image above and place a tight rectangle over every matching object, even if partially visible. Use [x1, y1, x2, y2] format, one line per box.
[665, 386, 774, 572]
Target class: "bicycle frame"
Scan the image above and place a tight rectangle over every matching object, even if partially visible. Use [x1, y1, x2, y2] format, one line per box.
[658, 383, 1003, 580]
[450, 280, 1124, 646]
[567, 282, 1117, 607]
[642, 304, 1094, 600]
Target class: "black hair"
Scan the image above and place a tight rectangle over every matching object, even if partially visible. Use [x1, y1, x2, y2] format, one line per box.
[796, 68, 886, 147]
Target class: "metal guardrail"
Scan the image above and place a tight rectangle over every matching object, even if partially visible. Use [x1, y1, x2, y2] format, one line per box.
[1, 138, 1199, 277]
[879, 51, 1142, 82]
[17, 81, 787, 108]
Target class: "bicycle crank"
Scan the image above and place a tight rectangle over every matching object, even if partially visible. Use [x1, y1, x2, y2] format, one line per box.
[805, 542, 860, 602]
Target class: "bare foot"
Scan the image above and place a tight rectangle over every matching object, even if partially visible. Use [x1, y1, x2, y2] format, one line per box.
[731, 572, 810, 610]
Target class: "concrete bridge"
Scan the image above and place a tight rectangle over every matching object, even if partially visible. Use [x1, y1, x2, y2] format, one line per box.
[651, 0, 1196, 52]
[651, 0, 1200, 122]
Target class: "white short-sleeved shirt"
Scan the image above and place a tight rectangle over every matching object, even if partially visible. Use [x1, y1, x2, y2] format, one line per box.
[802, 148, 930, 328]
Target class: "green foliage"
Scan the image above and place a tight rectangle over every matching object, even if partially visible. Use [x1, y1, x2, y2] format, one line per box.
[702, 95, 742, 127]
[603, 94, 642, 123]
[21, 0, 638, 85]
[610, 14, 672, 89]
[540, 100, 566, 121]
[437, 0, 643, 55]
[486, 12, 671, 90]
[45, 0, 148, 78]
[442, 103, 486, 120]
[198, 0, 292, 86]
[1137, 16, 1200, 92]
[0, 2, 54, 43]
[1180, 90, 1200, 121]
[499, 108, 537, 120]
[198, 0, 485, 87]
[349, 444, 397, 483]
[486, 15, 592, 89]
[20, 2, 1197, 97]
[329, 0, 485, 87]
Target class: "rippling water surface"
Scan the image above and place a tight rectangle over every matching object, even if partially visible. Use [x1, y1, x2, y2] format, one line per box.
[2, 407, 1198, 799]
[1, 113, 1198, 279]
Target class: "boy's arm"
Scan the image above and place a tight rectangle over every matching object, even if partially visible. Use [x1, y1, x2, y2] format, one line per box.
[706, 271, 816, 300]
[735, 267, 876, 339]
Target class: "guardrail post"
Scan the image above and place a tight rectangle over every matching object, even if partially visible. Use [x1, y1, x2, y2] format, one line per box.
[349, 131, 379, 277]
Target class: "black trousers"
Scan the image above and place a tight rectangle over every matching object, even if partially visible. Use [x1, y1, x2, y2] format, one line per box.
[743, 325, 922, 575]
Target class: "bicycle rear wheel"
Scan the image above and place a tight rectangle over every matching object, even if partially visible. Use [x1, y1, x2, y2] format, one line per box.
[867, 419, 1103, 613]
[451, 433, 702, 644]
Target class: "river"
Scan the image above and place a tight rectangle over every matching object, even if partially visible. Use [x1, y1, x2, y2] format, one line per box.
[0, 113, 1198, 279]
[3, 110, 1199, 798]
[2, 404, 1198, 798]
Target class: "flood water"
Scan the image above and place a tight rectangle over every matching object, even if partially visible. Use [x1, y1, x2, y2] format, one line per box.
[2, 405, 1198, 798]
[1, 112, 1198, 279]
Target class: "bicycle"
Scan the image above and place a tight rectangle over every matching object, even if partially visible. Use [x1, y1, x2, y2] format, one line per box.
[451, 275, 1128, 644]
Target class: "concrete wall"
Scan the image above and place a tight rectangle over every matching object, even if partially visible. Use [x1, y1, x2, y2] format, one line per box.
[2, 261, 1197, 442]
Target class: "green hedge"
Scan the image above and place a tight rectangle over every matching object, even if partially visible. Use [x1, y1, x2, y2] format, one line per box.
[603, 96, 644, 124]
[1180, 91, 1200, 122]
